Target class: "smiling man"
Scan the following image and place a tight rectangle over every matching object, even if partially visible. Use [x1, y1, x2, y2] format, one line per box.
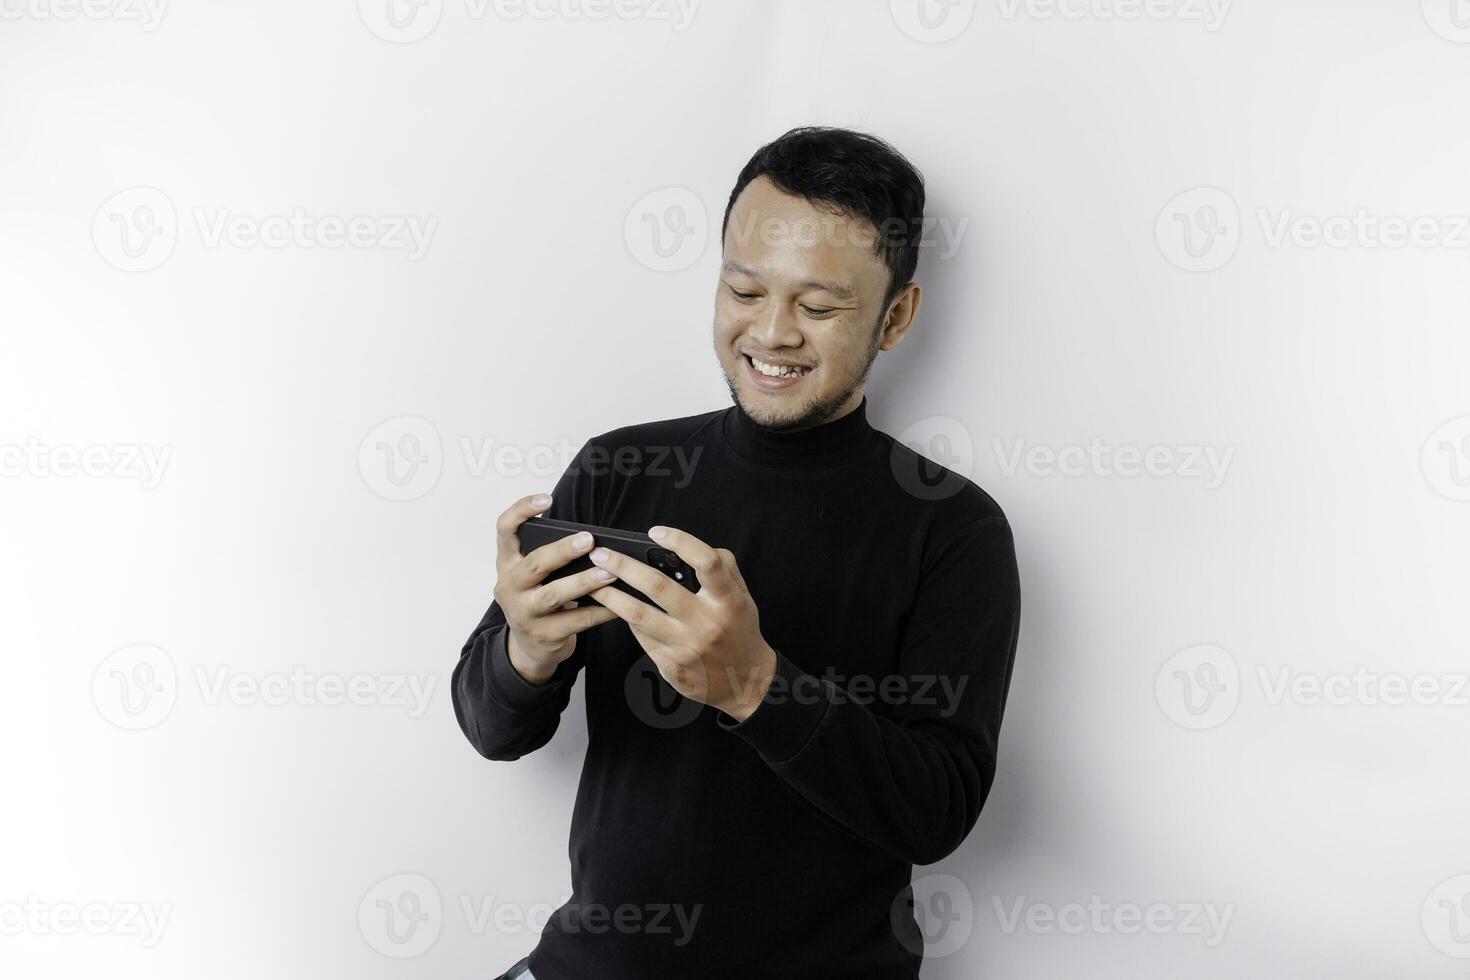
[453, 126, 1022, 980]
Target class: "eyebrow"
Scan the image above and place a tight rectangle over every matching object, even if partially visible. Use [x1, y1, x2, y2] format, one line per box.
[722, 262, 859, 301]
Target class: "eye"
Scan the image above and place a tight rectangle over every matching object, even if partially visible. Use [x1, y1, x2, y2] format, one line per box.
[802, 306, 836, 318]
[728, 286, 758, 301]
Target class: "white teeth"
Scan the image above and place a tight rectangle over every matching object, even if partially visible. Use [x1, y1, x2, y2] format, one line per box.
[750, 355, 809, 378]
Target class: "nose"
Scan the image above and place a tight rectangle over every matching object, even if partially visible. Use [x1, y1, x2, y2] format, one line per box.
[749, 299, 804, 352]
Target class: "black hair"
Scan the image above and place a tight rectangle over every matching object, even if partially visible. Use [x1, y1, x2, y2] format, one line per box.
[720, 125, 926, 311]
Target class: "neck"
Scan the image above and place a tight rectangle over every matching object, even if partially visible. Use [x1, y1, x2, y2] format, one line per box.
[721, 394, 876, 469]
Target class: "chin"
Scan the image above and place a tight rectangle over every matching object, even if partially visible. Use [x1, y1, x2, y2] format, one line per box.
[735, 385, 823, 430]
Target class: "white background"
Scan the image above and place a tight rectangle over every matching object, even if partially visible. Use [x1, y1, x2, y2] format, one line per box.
[3, 1, 1469, 977]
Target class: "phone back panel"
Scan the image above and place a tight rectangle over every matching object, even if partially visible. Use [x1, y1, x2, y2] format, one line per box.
[518, 516, 701, 606]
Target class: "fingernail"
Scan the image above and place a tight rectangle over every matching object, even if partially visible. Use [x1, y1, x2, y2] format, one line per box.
[571, 532, 593, 550]
[648, 526, 667, 540]
[594, 569, 614, 581]
[590, 548, 610, 564]
[532, 494, 552, 508]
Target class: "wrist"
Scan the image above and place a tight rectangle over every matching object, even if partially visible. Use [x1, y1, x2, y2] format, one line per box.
[506, 630, 558, 686]
[719, 643, 777, 723]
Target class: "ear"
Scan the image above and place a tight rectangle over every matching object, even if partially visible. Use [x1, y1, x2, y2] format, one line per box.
[877, 282, 922, 351]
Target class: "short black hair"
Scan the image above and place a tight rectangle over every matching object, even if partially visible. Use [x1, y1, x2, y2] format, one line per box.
[721, 126, 926, 312]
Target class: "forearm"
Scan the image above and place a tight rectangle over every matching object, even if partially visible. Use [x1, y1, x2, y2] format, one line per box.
[720, 516, 1022, 864]
[717, 651, 1008, 865]
[451, 436, 602, 760]
[452, 614, 576, 761]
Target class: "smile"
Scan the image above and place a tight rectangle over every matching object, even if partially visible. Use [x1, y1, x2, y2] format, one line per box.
[744, 353, 812, 389]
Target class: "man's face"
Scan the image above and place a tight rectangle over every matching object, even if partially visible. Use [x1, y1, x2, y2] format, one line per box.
[713, 175, 909, 431]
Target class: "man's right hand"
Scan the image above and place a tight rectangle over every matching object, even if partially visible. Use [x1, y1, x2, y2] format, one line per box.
[494, 493, 620, 685]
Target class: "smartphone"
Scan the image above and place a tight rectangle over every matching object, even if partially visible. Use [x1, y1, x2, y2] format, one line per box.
[518, 516, 702, 607]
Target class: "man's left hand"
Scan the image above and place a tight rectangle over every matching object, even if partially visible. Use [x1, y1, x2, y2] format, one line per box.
[587, 526, 776, 722]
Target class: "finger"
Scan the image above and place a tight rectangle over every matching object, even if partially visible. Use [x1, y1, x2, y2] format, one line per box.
[716, 547, 748, 595]
[589, 546, 695, 617]
[495, 492, 553, 575]
[536, 565, 618, 611]
[587, 583, 678, 643]
[535, 600, 619, 639]
[511, 528, 596, 590]
[647, 525, 734, 597]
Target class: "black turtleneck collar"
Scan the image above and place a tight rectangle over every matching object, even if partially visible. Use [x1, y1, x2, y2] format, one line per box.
[719, 395, 877, 469]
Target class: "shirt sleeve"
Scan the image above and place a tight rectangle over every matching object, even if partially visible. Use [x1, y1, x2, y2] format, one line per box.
[716, 515, 1022, 866]
[450, 438, 601, 762]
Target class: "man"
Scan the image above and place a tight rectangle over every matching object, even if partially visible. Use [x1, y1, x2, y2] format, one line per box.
[453, 125, 1022, 979]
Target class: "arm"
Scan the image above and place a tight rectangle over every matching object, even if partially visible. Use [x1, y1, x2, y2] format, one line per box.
[450, 439, 603, 761]
[452, 597, 587, 761]
[716, 517, 1021, 865]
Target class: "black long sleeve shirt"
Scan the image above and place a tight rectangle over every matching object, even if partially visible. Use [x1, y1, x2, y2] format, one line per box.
[451, 396, 1021, 980]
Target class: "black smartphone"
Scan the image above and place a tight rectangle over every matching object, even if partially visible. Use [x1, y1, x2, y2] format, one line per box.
[518, 516, 702, 607]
